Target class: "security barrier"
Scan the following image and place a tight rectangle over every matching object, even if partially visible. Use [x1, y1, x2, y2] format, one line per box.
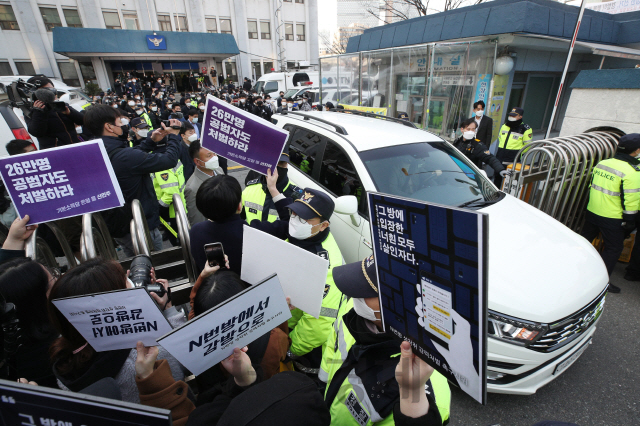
[80, 212, 117, 262]
[502, 131, 620, 231]
[25, 222, 78, 268]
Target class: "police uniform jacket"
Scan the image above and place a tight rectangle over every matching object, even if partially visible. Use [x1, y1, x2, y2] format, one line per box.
[453, 136, 504, 174]
[496, 121, 532, 163]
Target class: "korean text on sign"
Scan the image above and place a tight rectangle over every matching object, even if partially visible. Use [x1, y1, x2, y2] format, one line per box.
[375, 205, 417, 265]
[208, 106, 251, 153]
[5, 158, 75, 206]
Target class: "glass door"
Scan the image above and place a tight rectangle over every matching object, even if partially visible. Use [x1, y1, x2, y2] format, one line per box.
[396, 74, 426, 127]
[426, 97, 449, 137]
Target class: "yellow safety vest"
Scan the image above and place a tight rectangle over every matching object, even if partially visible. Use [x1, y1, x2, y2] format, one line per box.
[587, 157, 640, 219]
[242, 181, 292, 223]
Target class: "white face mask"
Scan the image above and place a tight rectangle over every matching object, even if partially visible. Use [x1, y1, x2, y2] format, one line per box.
[151, 106, 158, 111]
[120, 118, 130, 126]
[75, 126, 82, 134]
[199, 106, 205, 110]
[475, 109, 484, 117]
[187, 133, 198, 143]
[192, 117, 198, 123]
[112, 105, 118, 109]
[137, 129, 149, 138]
[353, 298, 380, 322]
[288, 215, 322, 240]
[203, 156, 219, 171]
[136, 110, 143, 115]
[463, 130, 475, 140]
[141, 101, 146, 106]
[507, 116, 518, 122]
[128, 101, 135, 106]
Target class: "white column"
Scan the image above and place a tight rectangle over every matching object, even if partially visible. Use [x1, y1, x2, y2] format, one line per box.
[308, 0, 319, 68]
[231, 0, 252, 81]
[92, 57, 110, 91]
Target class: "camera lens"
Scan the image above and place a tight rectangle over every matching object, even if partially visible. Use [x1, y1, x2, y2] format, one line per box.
[128, 254, 153, 288]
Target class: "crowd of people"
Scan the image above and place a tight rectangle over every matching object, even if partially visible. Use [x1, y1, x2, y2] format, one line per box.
[0, 73, 596, 426]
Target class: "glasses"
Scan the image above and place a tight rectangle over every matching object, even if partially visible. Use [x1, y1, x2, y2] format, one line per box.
[45, 266, 61, 284]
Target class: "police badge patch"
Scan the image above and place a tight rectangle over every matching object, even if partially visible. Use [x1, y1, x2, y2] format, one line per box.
[318, 249, 330, 268]
[161, 173, 169, 181]
[323, 284, 330, 299]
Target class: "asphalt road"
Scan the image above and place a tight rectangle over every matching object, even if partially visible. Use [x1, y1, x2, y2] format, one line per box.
[227, 162, 640, 425]
[450, 261, 640, 426]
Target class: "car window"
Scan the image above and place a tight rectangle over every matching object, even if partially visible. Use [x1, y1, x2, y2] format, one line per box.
[264, 81, 278, 92]
[286, 127, 324, 179]
[359, 142, 500, 208]
[69, 90, 91, 102]
[319, 140, 367, 215]
[284, 89, 298, 98]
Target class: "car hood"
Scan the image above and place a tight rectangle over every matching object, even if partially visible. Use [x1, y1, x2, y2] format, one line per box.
[480, 194, 608, 323]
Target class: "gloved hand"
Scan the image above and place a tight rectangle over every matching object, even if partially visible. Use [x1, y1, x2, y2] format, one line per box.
[499, 169, 512, 178]
[622, 214, 636, 238]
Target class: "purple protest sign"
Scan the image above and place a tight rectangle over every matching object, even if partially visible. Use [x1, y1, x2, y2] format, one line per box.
[201, 94, 289, 175]
[0, 140, 124, 224]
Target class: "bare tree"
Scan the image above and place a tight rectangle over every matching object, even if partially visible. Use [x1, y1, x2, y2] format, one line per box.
[319, 30, 350, 56]
[360, 0, 485, 24]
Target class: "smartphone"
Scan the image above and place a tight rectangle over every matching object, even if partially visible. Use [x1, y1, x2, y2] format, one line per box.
[204, 243, 225, 268]
[50, 101, 67, 113]
[419, 270, 454, 350]
[162, 119, 182, 130]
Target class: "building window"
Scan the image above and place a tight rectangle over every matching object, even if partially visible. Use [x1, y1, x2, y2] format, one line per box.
[0, 5, 19, 30]
[205, 17, 217, 33]
[285, 23, 293, 41]
[0, 62, 12, 75]
[123, 12, 138, 30]
[247, 20, 258, 39]
[40, 7, 62, 31]
[260, 21, 271, 40]
[295, 0, 304, 3]
[15, 62, 35, 75]
[58, 61, 80, 87]
[157, 14, 172, 31]
[103, 11, 121, 29]
[220, 18, 232, 34]
[63, 9, 82, 28]
[174, 15, 188, 32]
[296, 24, 305, 41]
[283, 0, 292, 2]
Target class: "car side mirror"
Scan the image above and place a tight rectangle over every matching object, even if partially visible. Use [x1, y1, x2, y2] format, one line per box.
[480, 169, 488, 178]
[334, 195, 360, 227]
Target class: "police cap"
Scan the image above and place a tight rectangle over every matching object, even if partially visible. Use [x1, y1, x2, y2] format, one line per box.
[279, 145, 290, 163]
[333, 254, 378, 299]
[288, 188, 334, 221]
[508, 107, 524, 116]
[130, 117, 149, 129]
[617, 133, 640, 154]
[397, 112, 409, 120]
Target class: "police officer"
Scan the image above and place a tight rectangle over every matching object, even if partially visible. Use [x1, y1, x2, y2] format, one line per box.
[580, 134, 640, 293]
[242, 148, 302, 223]
[147, 101, 161, 129]
[321, 255, 451, 425]
[494, 107, 532, 187]
[129, 117, 150, 147]
[267, 183, 344, 375]
[134, 104, 154, 130]
[453, 118, 510, 179]
[152, 138, 188, 246]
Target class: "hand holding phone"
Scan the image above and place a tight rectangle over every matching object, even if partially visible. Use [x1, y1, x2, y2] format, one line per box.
[204, 242, 225, 268]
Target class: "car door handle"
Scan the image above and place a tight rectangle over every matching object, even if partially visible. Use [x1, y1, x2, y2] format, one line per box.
[362, 237, 372, 249]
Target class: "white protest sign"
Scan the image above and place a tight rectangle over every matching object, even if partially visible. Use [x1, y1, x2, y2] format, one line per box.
[241, 226, 329, 318]
[52, 288, 173, 352]
[157, 274, 291, 376]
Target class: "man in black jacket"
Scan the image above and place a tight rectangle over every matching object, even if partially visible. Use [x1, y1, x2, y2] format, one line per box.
[242, 77, 252, 91]
[84, 104, 183, 256]
[472, 100, 493, 146]
[25, 79, 84, 150]
[453, 118, 509, 180]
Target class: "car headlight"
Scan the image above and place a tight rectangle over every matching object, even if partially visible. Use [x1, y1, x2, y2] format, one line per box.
[488, 311, 548, 347]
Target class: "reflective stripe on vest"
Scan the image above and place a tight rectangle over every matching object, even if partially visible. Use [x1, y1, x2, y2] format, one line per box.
[243, 181, 291, 223]
[587, 157, 640, 219]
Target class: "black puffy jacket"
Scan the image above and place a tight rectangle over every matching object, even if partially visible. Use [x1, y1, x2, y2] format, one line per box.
[26, 106, 84, 150]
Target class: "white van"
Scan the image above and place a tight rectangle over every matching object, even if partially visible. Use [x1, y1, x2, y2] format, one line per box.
[254, 71, 320, 98]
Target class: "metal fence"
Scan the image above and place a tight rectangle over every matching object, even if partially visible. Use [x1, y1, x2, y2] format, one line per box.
[501, 131, 621, 231]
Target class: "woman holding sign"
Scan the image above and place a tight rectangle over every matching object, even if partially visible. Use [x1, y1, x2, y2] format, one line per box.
[48, 258, 187, 403]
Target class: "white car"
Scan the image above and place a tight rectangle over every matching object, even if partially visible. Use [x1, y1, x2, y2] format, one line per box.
[272, 110, 608, 395]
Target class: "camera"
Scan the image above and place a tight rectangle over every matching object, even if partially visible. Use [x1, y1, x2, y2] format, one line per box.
[162, 119, 183, 130]
[128, 254, 167, 298]
[2, 79, 37, 118]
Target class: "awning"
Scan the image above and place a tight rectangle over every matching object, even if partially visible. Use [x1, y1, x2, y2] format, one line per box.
[575, 41, 640, 61]
[52, 27, 239, 60]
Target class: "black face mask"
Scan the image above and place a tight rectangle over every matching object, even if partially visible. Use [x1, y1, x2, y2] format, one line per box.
[118, 124, 130, 140]
[276, 166, 288, 183]
[506, 118, 522, 128]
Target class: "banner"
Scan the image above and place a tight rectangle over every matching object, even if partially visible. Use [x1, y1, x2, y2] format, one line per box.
[241, 226, 329, 318]
[488, 74, 509, 145]
[367, 192, 488, 404]
[474, 74, 492, 104]
[201, 94, 289, 175]
[338, 104, 388, 116]
[0, 140, 124, 224]
[52, 288, 173, 352]
[157, 274, 291, 376]
[0, 379, 171, 426]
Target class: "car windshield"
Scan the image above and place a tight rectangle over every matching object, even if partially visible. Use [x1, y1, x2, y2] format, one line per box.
[69, 89, 91, 102]
[359, 142, 501, 207]
[284, 89, 299, 98]
[254, 81, 265, 93]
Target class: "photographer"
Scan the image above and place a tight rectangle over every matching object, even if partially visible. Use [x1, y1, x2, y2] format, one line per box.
[83, 104, 183, 256]
[25, 77, 84, 150]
